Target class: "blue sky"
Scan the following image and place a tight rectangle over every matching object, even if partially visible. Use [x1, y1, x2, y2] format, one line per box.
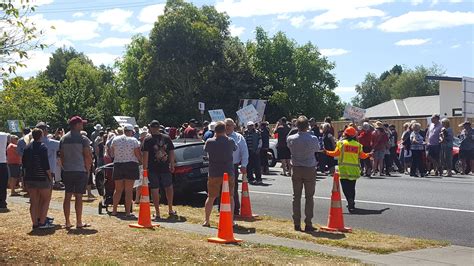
[17, 0, 474, 102]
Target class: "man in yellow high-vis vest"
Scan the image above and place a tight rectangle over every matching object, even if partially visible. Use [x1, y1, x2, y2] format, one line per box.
[325, 126, 371, 213]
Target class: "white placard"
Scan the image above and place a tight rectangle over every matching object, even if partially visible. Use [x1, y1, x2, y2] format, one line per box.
[240, 99, 267, 122]
[198, 102, 205, 111]
[343, 105, 366, 121]
[236, 104, 259, 126]
[113, 116, 138, 127]
[7, 120, 24, 133]
[208, 109, 226, 122]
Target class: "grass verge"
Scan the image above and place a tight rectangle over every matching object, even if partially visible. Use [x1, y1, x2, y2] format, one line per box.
[0, 202, 361, 265]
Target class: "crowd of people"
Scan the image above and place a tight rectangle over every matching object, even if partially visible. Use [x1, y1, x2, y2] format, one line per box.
[0, 113, 472, 232]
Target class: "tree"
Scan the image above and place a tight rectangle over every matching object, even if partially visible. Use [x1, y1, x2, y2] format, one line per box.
[0, 1, 46, 79]
[351, 73, 388, 108]
[0, 77, 57, 130]
[247, 27, 342, 121]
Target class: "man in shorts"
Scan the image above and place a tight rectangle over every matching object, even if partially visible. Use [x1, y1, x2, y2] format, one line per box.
[142, 120, 176, 220]
[60, 116, 93, 228]
[203, 121, 236, 227]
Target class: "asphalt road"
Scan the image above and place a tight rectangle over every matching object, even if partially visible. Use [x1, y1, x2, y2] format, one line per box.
[243, 165, 474, 247]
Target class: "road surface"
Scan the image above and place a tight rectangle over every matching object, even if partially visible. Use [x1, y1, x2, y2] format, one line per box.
[244, 166, 474, 247]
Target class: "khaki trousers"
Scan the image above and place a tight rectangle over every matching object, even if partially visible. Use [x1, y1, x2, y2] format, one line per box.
[291, 166, 316, 226]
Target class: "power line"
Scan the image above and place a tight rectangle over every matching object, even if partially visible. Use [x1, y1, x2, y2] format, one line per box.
[35, 1, 164, 14]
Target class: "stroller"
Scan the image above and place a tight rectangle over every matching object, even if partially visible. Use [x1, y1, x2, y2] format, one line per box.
[95, 161, 135, 214]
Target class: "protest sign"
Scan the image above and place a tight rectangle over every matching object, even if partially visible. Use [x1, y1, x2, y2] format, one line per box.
[208, 109, 226, 122]
[239, 99, 267, 122]
[113, 116, 138, 127]
[7, 120, 25, 133]
[343, 105, 366, 121]
[236, 104, 259, 126]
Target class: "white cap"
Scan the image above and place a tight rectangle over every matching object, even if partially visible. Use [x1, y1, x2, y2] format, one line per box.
[123, 123, 134, 131]
[247, 121, 255, 126]
[139, 126, 148, 134]
[208, 122, 217, 131]
[94, 124, 103, 130]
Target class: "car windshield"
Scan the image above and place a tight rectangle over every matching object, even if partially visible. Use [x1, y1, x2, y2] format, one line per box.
[174, 144, 205, 163]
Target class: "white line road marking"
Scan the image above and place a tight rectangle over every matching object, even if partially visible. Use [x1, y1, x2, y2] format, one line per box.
[250, 190, 474, 214]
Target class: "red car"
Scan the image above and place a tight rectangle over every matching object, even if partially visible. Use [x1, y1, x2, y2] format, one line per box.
[397, 137, 464, 173]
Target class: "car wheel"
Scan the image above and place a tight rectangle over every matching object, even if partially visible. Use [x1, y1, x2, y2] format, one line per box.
[454, 156, 465, 174]
[269, 150, 277, 167]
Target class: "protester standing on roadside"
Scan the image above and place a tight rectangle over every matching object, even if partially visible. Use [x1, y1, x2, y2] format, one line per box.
[203, 122, 216, 141]
[0, 131, 10, 210]
[439, 118, 454, 177]
[7, 136, 22, 196]
[23, 128, 54, 229]
[426, 114, 442, 176]
[224, 118, 248, 215]
[142, 120, 177, 220]
[244, 121, 262, 185]
[110, 124, 141, 217]
[259, 121, 271, 175]
[410, 123, 426, 177]
[287, 116, 319, 232]
[322, 123, 337, 175]
[274, 117, 291, 176]
[400, 122, 412, 174]
[371, 121, 389, 177]
[357, 122, 373, 177]
[325, 126, 371, 213]
[184, 119, 199, 139]
[458, 121, 474, 174]
[60, 116, 93, 228]
[203, 121, 236, 227]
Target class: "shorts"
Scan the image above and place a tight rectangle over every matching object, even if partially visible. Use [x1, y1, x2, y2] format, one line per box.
[207, 176, 235, 198]
[459, 150, 474, 160]
[63, 171, 88, 194]
[8, 164, 21, 178]
[25, 180, 52, 189]
[148, 171, 173, 189]
[373, 150, 385, 160]
[113, 162, 139, 180]
[277, 146, 291, 160]
[427, 145, 440, 160]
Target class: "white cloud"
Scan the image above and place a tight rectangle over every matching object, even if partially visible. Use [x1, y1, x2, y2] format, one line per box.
[229, 25, 245, 37]
[215, 0, 393, 17]
[430, 0, 439, 6]
[394, 38, 431, 46]
[277, 14, 290, 20]
[379, 11, 474, 32]
[86, 53, 120, 66]
[31, 14, 100, 43]
[311, 7, 385, 30]
[134, 24, 154, 34]
[450, 44, 461, 48]
[290, 15, 306, 28]
[319, 48, 350, 56]
[92, 8, 134, 32]
[72, 12, 85, 18]
[138, 4, 165, 24]
[334, 86, 356, 93]
[352, 20, 375, 29]
[411, 0, 423, 5]
[449, 0, 462, 3]
[15, 51, 51, 76]
[90, 37, 132, 48]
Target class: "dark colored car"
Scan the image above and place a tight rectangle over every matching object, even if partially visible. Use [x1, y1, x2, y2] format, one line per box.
[95, 140, 208, 196]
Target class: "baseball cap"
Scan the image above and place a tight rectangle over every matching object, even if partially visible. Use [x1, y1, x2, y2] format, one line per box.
[68, 116, 87, 125]
[36, 122, 49, 129]
[247, 121, 255, 126]
[94, 124, 103, 130]
[189, 118, 198, 124]
[123, 123, 134, 131]
[149, 120, 160, 127]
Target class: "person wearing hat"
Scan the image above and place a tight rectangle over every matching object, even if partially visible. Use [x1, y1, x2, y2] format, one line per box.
[110, 123, 141, 217]
[371, 121, 389, 177]
[60, 116, 93, 228]
[325, 126, 371, 213]
[142, 120, 177, 219]
[203, 122, 216, 141]
[184, 119, 198, 139]
[244, 121, 262, 185]
[91, 124, 103, 144]
[459, 121, 474, 174]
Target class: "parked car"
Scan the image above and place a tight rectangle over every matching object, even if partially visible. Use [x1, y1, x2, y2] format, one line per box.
[268, 138, 278, 167]
[95, 140, 208, 196]
[397, 137, 464, 173]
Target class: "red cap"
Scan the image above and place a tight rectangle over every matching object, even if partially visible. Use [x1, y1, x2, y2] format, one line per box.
[68, 116, 87, 125]
[344, 126, 357, 137]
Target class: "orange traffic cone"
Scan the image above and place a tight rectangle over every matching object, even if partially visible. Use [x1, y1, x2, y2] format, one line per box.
[208, 173, 242, 244]
[320, 169, 352, 233]
[129, 170, 159, 229]
[239, 174, 258, 220]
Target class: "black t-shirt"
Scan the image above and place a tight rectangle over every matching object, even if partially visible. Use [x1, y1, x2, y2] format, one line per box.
[142, 133, 175, 173]
[275, 125, 291, 148]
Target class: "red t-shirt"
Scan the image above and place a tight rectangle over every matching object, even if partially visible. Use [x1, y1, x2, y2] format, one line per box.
[184, 126, 197, 138]
[7, 143, 22, 164]
[371, 129, 389, 151]
[357, 130, 373, 148]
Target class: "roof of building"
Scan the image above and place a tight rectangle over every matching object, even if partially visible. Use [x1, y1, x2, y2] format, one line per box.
[365, 95, 439, 119]
[425, 75, 462, 82]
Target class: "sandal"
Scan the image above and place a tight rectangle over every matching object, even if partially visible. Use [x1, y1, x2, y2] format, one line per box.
[76, 223, 91, 229]
[168, 210, 177, 216]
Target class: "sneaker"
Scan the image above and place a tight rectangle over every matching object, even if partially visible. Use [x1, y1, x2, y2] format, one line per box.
[38, 222, 55, 229]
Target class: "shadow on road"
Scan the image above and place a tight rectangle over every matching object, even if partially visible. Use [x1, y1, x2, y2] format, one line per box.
[348, 207, 390, 215]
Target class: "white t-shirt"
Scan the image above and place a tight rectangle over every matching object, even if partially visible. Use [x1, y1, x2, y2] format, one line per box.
[0, 132, 8, 163]
[111, 135, 140, 163]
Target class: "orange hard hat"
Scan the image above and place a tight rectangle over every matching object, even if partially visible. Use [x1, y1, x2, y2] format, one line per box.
[344, 126, 357, 137]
